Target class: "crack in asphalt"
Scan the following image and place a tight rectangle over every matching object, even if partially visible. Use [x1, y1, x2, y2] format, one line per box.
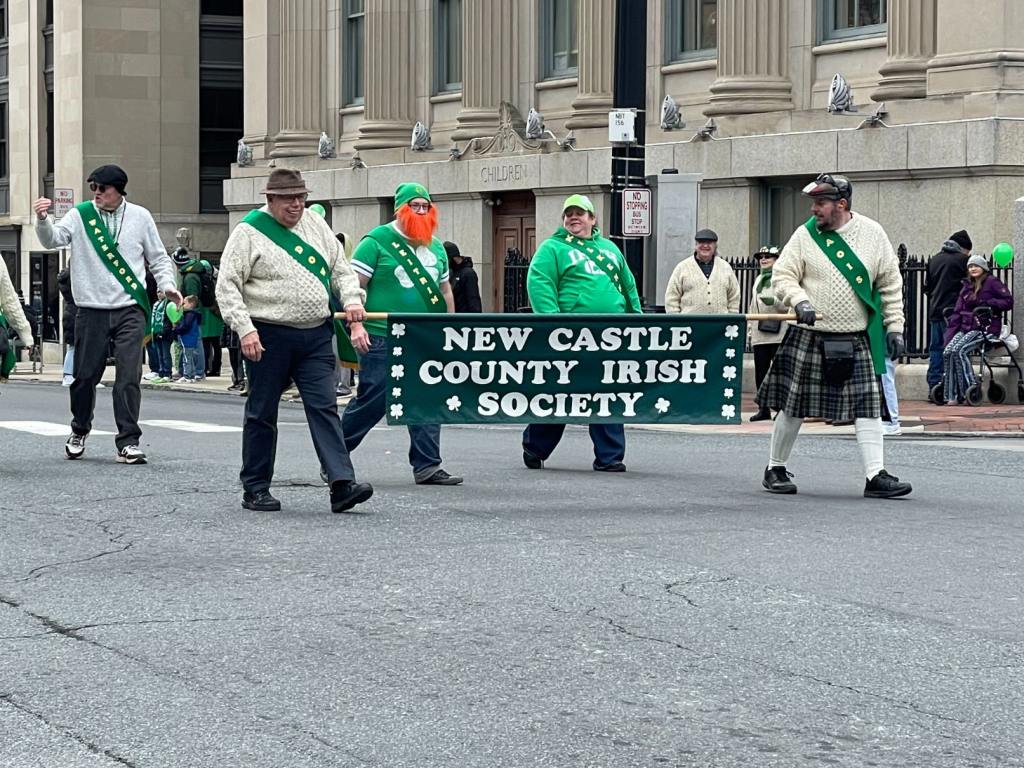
[0, 693, 139, 767]
[281, 722, 375, 765]
[22, 519, 132, 582]
[586, 607, 970, 726]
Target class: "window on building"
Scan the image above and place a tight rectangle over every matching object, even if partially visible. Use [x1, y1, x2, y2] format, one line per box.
[435, 0, 462, 93]
[0, 0, 7, 41]
[344, 0, 365, 105]
[199, 6, 243, 213]
[542, 0, 578, 79]
[822, 0, 886, 41]
[667, 0, 716, 61]
[0, 102, 8, 214]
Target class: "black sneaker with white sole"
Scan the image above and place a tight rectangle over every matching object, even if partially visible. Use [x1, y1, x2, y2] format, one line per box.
[65, 432, 88, 459]
[117, 445, 148, 464]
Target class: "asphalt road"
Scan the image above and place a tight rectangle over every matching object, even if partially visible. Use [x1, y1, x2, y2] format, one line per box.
[1, 383, 1022, 767]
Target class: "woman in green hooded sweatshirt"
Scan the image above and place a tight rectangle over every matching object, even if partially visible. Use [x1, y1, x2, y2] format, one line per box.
[747, 245, 786, 421]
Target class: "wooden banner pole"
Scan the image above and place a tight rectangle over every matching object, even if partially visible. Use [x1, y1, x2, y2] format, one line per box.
[333, 312, 822, 321]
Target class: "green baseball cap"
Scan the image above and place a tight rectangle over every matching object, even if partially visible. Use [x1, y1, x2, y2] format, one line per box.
[394, 182, 431, 210]
[562, 194, 595, 214]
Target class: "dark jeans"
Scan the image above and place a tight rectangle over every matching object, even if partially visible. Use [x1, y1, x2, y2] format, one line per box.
[927, 319, 947, 387]
[522, 423, 626, 468]
[204, 337, 222, 376]
[70, 305, 146, 450]
[228, 345, 245, 385]
[341, 334, 442, 475]
[241, 321, 355, 492]
[151, 336, 173, 378]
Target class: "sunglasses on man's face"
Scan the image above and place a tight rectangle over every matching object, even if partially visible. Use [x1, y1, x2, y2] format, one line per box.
[89, 182, 110, 193]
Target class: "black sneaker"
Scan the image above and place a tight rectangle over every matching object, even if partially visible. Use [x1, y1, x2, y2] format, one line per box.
[523, 450, 543, 469]
[594, 461, 627, 473]
[330, 480, 374, 512]
[763, 466, 797, 494]
[65, 432, 88, 460]
[415, 468, 464, 486]
[864, 470, 912, 499]
[242, 489, 281, 511]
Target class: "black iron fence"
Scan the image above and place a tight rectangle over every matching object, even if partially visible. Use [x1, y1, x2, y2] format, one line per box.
[503, 247, 1014, 357]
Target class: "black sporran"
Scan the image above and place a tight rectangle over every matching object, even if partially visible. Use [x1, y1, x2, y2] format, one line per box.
[820, 337, 856, 386]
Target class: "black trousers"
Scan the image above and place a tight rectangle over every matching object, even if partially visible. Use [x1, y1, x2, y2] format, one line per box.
[753, 343, 780, 390]
[70, 306, 146, 449]
[204, 337, 222, 376]
[240, 321, 355, 492]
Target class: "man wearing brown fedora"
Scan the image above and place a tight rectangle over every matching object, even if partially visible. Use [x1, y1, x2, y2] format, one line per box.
[216, 168, 374, 514]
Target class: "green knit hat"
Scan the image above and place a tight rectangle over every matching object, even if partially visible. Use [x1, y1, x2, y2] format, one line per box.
[394, 182, 431, 210]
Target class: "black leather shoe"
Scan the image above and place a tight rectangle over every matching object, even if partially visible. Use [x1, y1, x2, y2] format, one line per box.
[864, 470, 912, 499]
[522, 450, 543, 469]
[242, 489, 281, 511]
[763, 466, 797, 494]
[331, 480, 374, 512]
[594, 461, 627, 472]
[749, 408, 772, 422]
[415, 469, 464, 486]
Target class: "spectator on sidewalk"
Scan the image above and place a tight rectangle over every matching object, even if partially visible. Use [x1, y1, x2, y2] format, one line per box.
[174, 296, 204, 383]
[941, 255, 1013, 405]
[444, 241, 483, 313]
[924, 230, 971, 400]
[881, 358, 901, 435]
[57, 267, 77, 387]
[147, 292, 173, 383]
[1, 264, 34, 383]
[747, 245, 786, 421]
[665, 229, 740, 315]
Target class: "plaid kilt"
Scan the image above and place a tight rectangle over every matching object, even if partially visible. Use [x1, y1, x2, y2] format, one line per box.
[755, 325, 881, 420]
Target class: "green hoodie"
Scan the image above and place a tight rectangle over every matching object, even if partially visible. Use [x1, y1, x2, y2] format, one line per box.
[527, 226, 641, 314]
[179, 259, 224, 338]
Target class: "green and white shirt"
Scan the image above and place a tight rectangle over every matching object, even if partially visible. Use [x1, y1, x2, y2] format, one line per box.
[351, 222, 450, 336]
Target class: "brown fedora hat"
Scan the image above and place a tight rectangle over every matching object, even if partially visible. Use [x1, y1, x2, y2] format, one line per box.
[261, 168, 311, 196]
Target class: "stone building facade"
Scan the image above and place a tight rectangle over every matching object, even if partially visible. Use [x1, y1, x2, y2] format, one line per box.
[226, 0, 1024, 313]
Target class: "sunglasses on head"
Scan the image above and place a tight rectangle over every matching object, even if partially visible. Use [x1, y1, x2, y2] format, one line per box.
[814, 173, 851, 197]
[88, 182, 111, 193]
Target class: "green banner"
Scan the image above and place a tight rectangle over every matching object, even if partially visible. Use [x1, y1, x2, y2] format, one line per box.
[384, 313, 746, 425]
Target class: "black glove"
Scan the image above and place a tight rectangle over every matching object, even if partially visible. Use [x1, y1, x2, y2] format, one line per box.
[794, 300, 817, 326]
[886, 332, 905, 360]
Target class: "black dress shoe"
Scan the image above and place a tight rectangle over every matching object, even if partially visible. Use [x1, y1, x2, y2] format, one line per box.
[522, 450, 543, 469]
[864, 470, 912, 499]
[242, 489, 281, 511]
[594, 461, 627, 472]
[749, 408, 772, 422]
[331, 480, 374, 512]
[763, 466, 797, 494]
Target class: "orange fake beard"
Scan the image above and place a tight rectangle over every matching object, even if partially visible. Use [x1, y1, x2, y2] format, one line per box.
[395, 204, 438, 247]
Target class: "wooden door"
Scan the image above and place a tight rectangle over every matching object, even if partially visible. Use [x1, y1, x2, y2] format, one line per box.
[492, 215, 537, 312]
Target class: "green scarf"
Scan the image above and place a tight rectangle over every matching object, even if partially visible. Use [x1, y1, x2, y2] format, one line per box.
[755, 267, 775, 305]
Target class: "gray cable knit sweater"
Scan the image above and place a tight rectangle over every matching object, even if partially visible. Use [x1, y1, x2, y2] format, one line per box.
[35, 201, 177, 310]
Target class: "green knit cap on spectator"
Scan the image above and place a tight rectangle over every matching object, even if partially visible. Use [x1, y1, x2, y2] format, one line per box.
[562, 194, 595, 214]
[395, 182, 431, 210]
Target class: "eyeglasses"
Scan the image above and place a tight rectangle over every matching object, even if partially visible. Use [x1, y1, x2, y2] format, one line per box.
[88, 182, 110, 193]
[408, 201, 432, 213]
[269, 193, 308, 203]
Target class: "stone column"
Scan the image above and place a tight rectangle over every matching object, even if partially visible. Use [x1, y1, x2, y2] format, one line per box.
[566, 0, 615, 129]
[451, 2, 520, 140]
[704, 0, 792, 117]
[270, 0, 325, 157]
[871, 0, 936, 101]
[354, 0, 416, 150]
[926, 0, 1024, 97]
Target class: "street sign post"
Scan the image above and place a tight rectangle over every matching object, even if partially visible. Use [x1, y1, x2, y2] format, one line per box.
[622, 188, 652, 236]
[54, 188, 75, 218]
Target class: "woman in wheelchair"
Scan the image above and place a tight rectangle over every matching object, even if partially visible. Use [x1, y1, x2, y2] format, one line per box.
[940, 254, 1013, 405]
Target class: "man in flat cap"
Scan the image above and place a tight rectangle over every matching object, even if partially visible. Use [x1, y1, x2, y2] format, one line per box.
[216, 168, 373, 514]
[756, 173, 911, 499]
[342, 182, 464, 486]
[664, 228, 740, 314]
[33, 165, 182, 465]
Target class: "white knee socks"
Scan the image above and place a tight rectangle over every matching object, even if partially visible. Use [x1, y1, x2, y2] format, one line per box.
[768, 411, 803, 467]
[855, 417, 884, 479]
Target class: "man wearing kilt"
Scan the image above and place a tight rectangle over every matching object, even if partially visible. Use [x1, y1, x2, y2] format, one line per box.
[755, 174, 912, 498]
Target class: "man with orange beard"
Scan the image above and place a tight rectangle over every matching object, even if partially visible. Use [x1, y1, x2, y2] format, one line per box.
[342, 182, 464, 486]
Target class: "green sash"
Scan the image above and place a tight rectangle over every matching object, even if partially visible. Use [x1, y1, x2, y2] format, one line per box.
[562, 232, 641, 314]
[76, 201, 152, 336]
[803, 217, 887, 375]
[0, 311, 15, 379]
[365, 228, 447, 312]
[241, 210, 358, 367]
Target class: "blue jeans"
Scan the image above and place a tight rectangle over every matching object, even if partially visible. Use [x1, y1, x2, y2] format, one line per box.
[181, 345, 203, 379]
[151, 337, 172, 378]
[341, 334, 442, 475]
[522, 423, 627, 468]
[927, 319, 947, 387]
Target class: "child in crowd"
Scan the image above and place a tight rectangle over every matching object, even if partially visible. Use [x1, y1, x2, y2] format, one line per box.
[174, 295, 204, 383]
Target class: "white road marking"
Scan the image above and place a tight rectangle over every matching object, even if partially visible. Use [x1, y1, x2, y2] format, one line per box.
[138, 419, 242, 433]
[0, 421, 114, 436]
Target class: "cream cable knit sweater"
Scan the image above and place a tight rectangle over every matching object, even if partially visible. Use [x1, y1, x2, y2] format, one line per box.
[0, 265, 33, 347]
[215, 207, 364, 339]
[664, 257, 740, 314]
[772, 213, 905, 334]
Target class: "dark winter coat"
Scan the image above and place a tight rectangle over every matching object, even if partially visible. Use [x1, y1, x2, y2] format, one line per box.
[924, 241, 968, 322]
[57, 267, 77, 346]
[450, 257, 482, 313]
[943, 273, 1013, 344]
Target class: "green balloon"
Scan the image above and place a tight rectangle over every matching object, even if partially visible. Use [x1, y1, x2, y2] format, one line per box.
[309, 203, 327, 217]
[166, 303, 183, 323]
[992, 242, 1014, 268]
